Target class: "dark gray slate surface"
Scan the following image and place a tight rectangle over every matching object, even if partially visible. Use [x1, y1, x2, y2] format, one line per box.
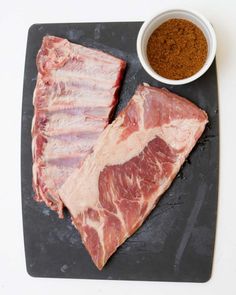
[21, 22, 219, 282]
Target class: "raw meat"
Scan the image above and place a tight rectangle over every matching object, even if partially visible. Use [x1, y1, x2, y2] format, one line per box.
[32, 36, 126, 217]
[59, 84, 208, 270]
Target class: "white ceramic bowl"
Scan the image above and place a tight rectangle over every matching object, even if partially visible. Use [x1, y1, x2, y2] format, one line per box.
[137, 9, 217, 85]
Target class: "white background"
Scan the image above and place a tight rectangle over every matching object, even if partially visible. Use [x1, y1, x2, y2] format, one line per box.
[0, 0, 235, 294]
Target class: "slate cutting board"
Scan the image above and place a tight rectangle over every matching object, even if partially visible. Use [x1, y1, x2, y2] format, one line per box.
[21, 22, 219, 282]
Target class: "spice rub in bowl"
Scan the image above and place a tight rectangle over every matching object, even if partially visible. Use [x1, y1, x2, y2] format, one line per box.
[147, 19, 208, 80]
[137, 9, 217, 85]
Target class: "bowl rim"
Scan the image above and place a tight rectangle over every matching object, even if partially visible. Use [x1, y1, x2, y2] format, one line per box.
[136, 8, 217, 85]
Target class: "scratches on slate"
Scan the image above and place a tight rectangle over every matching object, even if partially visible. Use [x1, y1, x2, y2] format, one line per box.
[174, 181, 207, 272]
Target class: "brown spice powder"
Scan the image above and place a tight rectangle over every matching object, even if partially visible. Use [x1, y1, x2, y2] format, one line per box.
[147, 18, 208, 80]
